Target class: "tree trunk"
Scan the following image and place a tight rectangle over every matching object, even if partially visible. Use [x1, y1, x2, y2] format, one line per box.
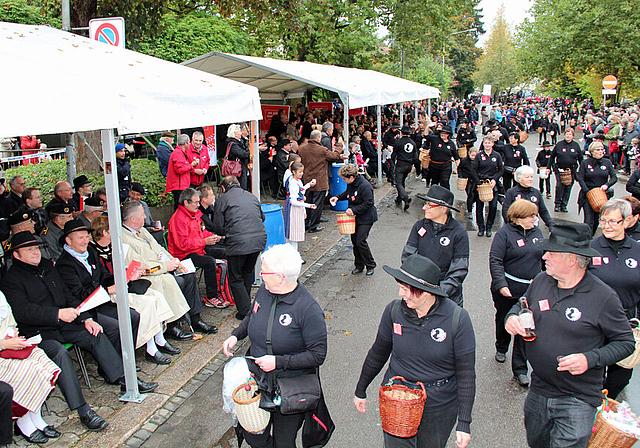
[74, 130, 103, 174]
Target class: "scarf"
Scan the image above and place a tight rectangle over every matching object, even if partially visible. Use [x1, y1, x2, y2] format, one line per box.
[64, 244, 92, 274]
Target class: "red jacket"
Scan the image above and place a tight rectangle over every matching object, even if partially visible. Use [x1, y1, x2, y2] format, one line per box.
[165, 145, 193, 193]
[167, 205, 213, 259]
[186, 143, 210, 186]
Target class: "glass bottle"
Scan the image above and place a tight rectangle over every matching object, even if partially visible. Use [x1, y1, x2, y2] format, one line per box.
[518, 297, 536, 341]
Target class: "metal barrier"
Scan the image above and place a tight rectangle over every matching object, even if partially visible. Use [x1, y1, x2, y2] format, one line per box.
[0, 148, 66, 170]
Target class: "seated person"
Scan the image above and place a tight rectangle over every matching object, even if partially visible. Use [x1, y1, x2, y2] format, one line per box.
[197, 185, 226, 260]
[93, 187, 108, 213]
[168, 188, 226, 309]
[121, 201, 217, 338]
[88, 216, 180, 364]
[6, 206, 52, 261]
[71, 175, 92, 211]
[23, 187, 48, 236]
[0, 175, 26, 219]
[77, 196, 104, 228]
[0, 232, 157, 431]
[0, 381, 11, 446]
[0, 290, 61, 444]
[125, 182, 164, 244]
[40, 203, 74, 262]
[45, 181, 78, 215]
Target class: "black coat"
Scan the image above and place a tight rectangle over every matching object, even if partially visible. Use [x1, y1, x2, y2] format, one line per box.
[0, 192, 23, 219]
[56, 247, 114, 312]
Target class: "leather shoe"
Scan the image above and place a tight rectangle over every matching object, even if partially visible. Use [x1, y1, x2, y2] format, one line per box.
[515, 374, 530, 387]
[477, 229, 484, 237]
[351, 267, 364, 275]
[145, 351, 171, 365]
[366, 268, 375, 276]
[495, 352, 506, 363]
[193, 319, 218, 334]
[119, 377, 159, 394]
[403, 197, 412, 211]
[15, 425, 48, 444]
[157, 342, 180, 355]
[79, 409, 108, 431]
[485, 229, 492, 237]
[41, 426, 61, 438]
[308, 226, 324, 233]
[165, 326, 193, 341]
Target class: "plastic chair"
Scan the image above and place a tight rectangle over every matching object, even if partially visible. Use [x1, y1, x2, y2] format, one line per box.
[63, 343, 91, 389]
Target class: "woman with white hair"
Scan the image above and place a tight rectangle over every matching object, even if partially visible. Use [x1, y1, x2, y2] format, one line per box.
[224, 124, 251, 190]
[222, 244, 328, 446]
[502, 165, 554, 229]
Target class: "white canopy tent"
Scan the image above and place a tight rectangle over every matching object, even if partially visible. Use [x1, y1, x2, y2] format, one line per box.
[0, 22, 262, 401]
[183, 52, 440, 185]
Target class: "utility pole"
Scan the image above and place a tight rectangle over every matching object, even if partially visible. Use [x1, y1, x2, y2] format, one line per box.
[442, 28, 476, 72]
[61, 0, 76, 183]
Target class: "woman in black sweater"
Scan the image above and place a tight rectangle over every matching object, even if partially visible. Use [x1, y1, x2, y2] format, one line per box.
[458, 147, 478, 218]
[354, 254, 476, 448]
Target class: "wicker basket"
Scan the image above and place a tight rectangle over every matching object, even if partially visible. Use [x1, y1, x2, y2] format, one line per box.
[588, 397, 639, 448]
[420, 149, 430, 169]
[457, 177, 468, 191]
[233, 381, 271, 434]
[477, 181, 494, 202]
[336, 213, 356, 235]
[617, 319, 640, 369]
[539, 168, 550, 179]
[587, 188, 608, 213]
[559, 169, 573, 186]
[458, 145, 468, 159]
[379, 376, 427, 438]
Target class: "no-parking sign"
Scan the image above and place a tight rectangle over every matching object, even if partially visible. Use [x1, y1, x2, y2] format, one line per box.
[89, 17, 125, 48]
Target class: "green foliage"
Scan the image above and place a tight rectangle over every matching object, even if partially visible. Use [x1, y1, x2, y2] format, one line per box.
[138, 12, 250, 63]
[0, 0, 61, 27]
[376, 57, 454, 96]
[130, 159, 171, 208]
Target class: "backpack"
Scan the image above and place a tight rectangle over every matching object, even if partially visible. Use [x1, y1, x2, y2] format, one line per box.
[216, 259, 234, 305]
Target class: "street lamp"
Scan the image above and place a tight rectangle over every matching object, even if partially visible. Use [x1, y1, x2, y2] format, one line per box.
[442, 28, 476, 71]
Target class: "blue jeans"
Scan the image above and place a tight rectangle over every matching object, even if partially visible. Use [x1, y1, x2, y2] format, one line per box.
[524, 391, 596, 448]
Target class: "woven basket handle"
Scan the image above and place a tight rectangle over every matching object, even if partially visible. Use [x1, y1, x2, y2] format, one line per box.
[388, 376, 426, 396]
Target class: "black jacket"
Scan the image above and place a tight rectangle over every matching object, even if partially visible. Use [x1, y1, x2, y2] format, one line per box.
[626, 167, 640, 200]
[274, 148, 291, 180]
[424, 134, 458, 163]
[391, 136, 417, 165]
[501, 144, 530, 170]
[56, 247, 114, 312]
[0, 192, 23, 219]
[547, 140, 583, 172]
[117, 157, 132, 198]
[456, 128, 477, 148]
[335, 175, 377, 225]
[471, 149, 504, 184]
[213, 184, 266, 256]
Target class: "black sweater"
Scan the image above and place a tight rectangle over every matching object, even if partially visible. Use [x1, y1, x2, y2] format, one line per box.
[502, 184, 554, 228]
[335, 175, 378, 225]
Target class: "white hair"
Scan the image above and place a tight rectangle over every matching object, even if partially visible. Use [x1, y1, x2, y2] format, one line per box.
[260, 244, 302, 283]
[514, 165, 535, 182]
[227, 124, 241, 139]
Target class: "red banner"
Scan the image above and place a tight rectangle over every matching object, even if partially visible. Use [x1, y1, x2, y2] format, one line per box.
[349, 107, 365, 117]
[203, 125, 217, 166]
[260, 105, 289, 133]
[308, 102, 333, 112]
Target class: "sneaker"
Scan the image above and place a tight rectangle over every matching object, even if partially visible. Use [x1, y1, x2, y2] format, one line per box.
[204, 296, 229, 309]
[495, 352, 507, 363]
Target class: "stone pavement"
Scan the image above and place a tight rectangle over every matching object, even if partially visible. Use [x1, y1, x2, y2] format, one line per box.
[8, 179, 392, 448]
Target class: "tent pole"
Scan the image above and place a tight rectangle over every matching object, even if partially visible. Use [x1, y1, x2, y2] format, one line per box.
[343, 100, 349, 151]
[428, 99, 432, 118]
[414, 101, 419, 127]
[251, 120, 260, 200]
[377, 105, 382, 186]
[399, 103, 403, 128]
[66, 133, 76, 184]
[101, 129, 144, 403]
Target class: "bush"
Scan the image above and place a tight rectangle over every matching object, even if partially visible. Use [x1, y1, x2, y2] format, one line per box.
[5, 158, 170, 208]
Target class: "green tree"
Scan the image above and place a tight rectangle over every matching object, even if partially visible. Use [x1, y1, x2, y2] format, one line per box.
[474, 6, 520, 97]
[0, 0, 60, 26]
[377, 56, 454, 95]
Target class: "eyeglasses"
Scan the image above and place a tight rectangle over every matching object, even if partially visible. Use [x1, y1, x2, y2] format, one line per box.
[423, 202, 441, 209]
[599, 218, 624, 226]
[260, 271, 280, 277]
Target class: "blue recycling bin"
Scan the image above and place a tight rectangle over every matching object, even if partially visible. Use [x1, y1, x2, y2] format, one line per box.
[261, 204, 286, 250]
[330, 163, 348, 211]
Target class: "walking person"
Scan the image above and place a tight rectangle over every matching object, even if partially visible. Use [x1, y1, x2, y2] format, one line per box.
[283, 162, 316, 252]
[354, 254, 476, 448]
[471, 135, 504, 237]
[330, 164, 377, 276]
[424, 125, 459, 190]
[502, 165, 554, 230]
[490, 200, 544, 386]
[547, 128, 583, 213]
[501, 132, 529, 191]
[391, 125, 418, 210]
[535, 141, 553, 198]
[458, 147, 478, 218]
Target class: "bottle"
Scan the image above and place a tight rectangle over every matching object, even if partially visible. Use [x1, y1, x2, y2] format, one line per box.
[518, 297, 536, 341]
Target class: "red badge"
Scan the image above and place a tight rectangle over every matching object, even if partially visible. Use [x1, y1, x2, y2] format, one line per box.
[253, 301, 260, 314]
[417, 227, 426, 237]
[517, 239, 525, 247]
[393, 323, 402, 335]
[593, 257, 602, 266]
[539, 299, 550, 312]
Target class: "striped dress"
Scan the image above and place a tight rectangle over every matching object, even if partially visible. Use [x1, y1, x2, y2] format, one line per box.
[284, 177, 312, 242]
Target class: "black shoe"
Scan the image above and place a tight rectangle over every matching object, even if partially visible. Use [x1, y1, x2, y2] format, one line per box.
[515, 374, 530, 387]
[235, 313, 246, 321]
[554, 206, 561, 212]
[319, 216, 329, 223]
[301, 259, 307, 265]
[193, 319, 218, 334]
[561, 207, 568, 213]
[145, 351, 171, 365]
[403, 197, 411, 211]
[351, 267, 364, 275]
[15, 426, 48, 444]
[395, 198, 402, 205]
[308, 226, 324, 233]
[79, 409, 109, 431]
[165, 326, 193, 341]
[41, 425, 61, 438]
[366, 268, 375, 276]
[157, 342, 180, 355]
[495, 352, 507, 363]
[546, 194, 552, 199]
[477, 229, 484, 237]
[486, 229, 492, 237]
[119, 377, 159, 394]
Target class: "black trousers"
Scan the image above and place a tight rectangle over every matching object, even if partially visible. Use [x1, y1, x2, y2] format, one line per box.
[492, 290, 528, 375]
[503, 171, 515, 190]
[582, 201, 599, 237]
[242, 406, 305, 448]
[95, 303, 140, 355]
[465, 181, 477, 213]
[39, 339, 88, 410]
[305, 190, 326, 231]
[604, 363, 634, 400]
[0, 381, 12, 444]
[205, 243, 227, 260]
[539, 177, 551, 195]
[383, 404, 458, 448]
[476, 189, 498, 231]
[427, 165, 452, 190]
[172, 190, 183, 211]
[186, 253, 218, 299]
[175, 272, 203, 318]
[351, 223, 375, 270]
[553, 171, 573, 208]
[395, 162, 412, 202]
[227, 252, 259, 317]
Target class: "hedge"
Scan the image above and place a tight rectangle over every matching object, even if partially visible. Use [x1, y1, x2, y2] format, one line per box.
[5, 158, 171, 208]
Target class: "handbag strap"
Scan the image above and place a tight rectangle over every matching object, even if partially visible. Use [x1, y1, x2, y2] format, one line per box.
[266, 296, 279, 356]
[223, 141, 233, 160]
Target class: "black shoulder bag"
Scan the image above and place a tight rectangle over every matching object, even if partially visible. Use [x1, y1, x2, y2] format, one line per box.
[266, 296, 321, 415]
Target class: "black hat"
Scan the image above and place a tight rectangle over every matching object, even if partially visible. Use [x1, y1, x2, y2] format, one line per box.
[59, 219, 90, 245]
[391, 122, 400, 129]
[594, 133, 606, 140]
[460, 118, 469, 124]
[83, 196, 103, 208]
[535, 223, 600, 257]
[439, 125, 453, 135]
[7, 206, 33, 227]
[417, 185, 460, 212]
[542, 140, 552, 147]
[280, 139, 291, 146]
[73, 175, 91, 190]
[9, 231, 41, 252]
[401, 125, 412, 135]
[130, 182, 145, 195]
[47, 202, 73, 217]
[383, 254, 446, 297]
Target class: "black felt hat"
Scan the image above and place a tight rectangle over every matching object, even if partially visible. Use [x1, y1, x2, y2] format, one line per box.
[401, 125, 412, 135]
[9, 231, 41, 252]
[73, 175, 91, 190]
[439, 124, 453, 135]
[391, 122, 400, 129]
[47, 202, 73, 217]
[59, 219, 90, 245]
[83, 196, 103, 208]
[535, 223, 600, 257]
[7, 206, 33, 227]
[542, 140, 552, 147]
[130, 182, 145, 195]
[417, 185, 460, 213]
[383, 254, 446, 297]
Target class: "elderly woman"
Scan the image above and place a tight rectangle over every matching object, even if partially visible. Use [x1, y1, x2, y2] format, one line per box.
[402, 185, 469, 306]
[577, 141, 617, 236]
[0, 291, 61, 444]
[588, 199, 640, 399]
[224, 124, 251, 190]
[222, 244, 327, 446]
[490, 200, 544, 386]
[502, 165, 554, 229]
[354, 254, 476, 448]
[330, 164, 378, 275]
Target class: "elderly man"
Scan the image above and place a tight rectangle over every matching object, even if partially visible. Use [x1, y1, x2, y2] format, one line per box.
[168, 188, 223, 309]
[121, 201, 216, 337]
[505, 223, 635, 448]
[299, 130, 345, 233]
[77, 196, 104, 228]
[23, 187, 47, 235]
[6, 206, 52, 261]
[1, 232, 156, 430]
[320, 121, 334, 151]
[45, 181, 77, 214]
[166, 133, 194, 210]
[71, 175, 92, 211]
[0, 175, 26, 218]
[156, 131, 175, 177]
[41, 203, 74, 261]
[187, 131, 209, 188]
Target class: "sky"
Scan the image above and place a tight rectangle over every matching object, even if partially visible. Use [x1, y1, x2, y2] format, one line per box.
[477, 0, 533, 47]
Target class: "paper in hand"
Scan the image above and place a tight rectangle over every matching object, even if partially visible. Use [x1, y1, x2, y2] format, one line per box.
[126, 259, 141, 282]
[76, 286, 111, 313]
[25, 334, 42, 345]
[175, 258, 196, 276]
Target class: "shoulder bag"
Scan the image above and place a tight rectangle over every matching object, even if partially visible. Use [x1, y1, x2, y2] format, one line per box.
[221, 141, 242, 178]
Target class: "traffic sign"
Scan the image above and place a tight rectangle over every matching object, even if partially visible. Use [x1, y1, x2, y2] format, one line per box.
[89, 17, 125, 48]
[602, 89, 616, 95]
[602, 75, 617, 90]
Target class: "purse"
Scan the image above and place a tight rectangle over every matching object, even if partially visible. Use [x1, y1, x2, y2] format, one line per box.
[0, 344, 35, 360]
[128, 278, 151, 295]
[221, 142, 242, 178]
